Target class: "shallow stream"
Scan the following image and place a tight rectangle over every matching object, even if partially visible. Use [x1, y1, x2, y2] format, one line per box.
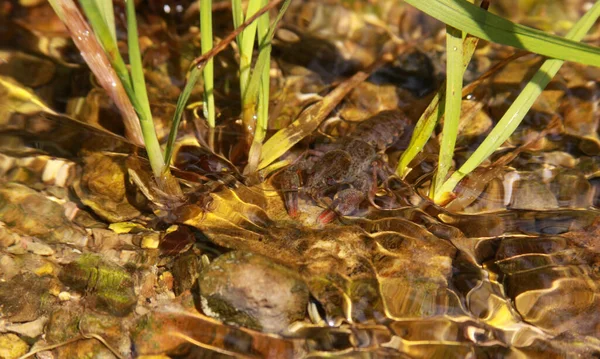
[2, 1, 600, 358]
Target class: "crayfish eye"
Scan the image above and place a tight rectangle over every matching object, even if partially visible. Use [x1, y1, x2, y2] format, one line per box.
[326, 177, 336, 185]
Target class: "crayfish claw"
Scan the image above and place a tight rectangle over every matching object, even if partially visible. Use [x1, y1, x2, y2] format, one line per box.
[317, 188, 365, 225]
[317, 208, 337, 225]
[275, 167, 302, 218]
[285, 192, 299, 218]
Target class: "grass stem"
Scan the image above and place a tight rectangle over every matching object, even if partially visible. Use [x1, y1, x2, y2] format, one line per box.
[244, 0, 291, 173]
[396, 36, 478, 178]
[201, 0, 216, 128]
[94, 0, 116, 43]
[165, 0, 283, 168]
[126, 0, 166, 179]
[431, 25, 463, 197]
[48, 0, 144, 145]
[236, 0, 262, 137]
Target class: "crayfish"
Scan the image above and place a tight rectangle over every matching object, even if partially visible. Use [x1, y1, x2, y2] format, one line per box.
[275, 110, 408, 224]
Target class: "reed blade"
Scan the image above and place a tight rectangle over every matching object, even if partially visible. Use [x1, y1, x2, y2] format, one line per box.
[404, 0, 600, 67]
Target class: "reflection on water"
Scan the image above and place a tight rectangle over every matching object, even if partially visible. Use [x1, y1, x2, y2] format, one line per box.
[3, 0, 600, 357]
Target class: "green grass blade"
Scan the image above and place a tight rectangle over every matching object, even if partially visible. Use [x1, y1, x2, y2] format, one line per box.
[254, 0, 270, 136]
[231, 0, 244, 44]
[256, 0, 270, 134]
[125, 0, 165, 177]
[238, 0, 261, 99]
[94, 0, 116, 43]
[126, 0, 152, 123]
[245, 0, 270, 173]
[48, 0, 65, 20]
[164, 66, 202, 166]
[397, 90, 445, 177]
[192, 0, 282, 69]
[435, 1, 600, 202]
[244, 0, 291, 106]
[201, 0, 215, 128]
[233, 0, 263, 137]
[79, 0, 153, 122]
[432, 25, 464, 197]
[396, 35, 478, 178]
[404, 0, 600, 67]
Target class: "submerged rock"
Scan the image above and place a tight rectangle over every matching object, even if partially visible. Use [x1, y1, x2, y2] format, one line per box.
[45, 307, 130, 357]
[199, 251, 309, 333]
[172, 252, 201, 296]
[2, 316, 47, 339]
[45, 308, 81, 344]
[51, 338, 118, 359]
[0, 333, 29, 359]
[131, 293, 304, 357]
[509, 177, 559, 210]
[0, 226, 19, 248]
[59, 254, 136, 316]
[0, 182, 87, 246]
[73, 152, 141, 222]
[0, 272, 58, 322]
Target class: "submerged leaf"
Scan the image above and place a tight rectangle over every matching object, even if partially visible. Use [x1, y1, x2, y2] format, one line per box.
[0, 76, 57, 116]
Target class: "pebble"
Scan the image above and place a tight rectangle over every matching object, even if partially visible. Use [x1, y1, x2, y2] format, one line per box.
[2, 316, 47, 338]
[140, 232, 160, 249]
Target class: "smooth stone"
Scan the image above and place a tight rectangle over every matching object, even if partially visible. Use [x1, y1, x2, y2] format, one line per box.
[0, 183, 87, 246]
[199, 251, 309, 333]
[45, 308, 81, 344]
[509, 179, 558, 210]
[46, 309, 130, 357]
[2, 316, 48, 338]
[73, 152, 141, 222]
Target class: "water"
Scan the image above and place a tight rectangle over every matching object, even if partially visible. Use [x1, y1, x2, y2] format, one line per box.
[2, 0, 600, 357]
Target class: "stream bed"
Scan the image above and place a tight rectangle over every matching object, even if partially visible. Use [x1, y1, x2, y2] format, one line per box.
[2, 0, 600, 358]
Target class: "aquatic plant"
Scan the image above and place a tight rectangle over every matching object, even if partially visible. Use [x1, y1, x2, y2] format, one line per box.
[49, 0, 289, 191]
[49, 0, 178, 194]
[200, 0, 216, 131]
[228, 0, 292, 173]
[49, 0, 600, 208]
[397, 0, 600, 204]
